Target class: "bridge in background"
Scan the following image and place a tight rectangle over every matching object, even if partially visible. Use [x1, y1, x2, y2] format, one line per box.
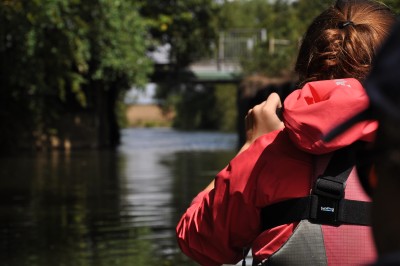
[128, 28, 292, 103]
[126, 29, 292, 142]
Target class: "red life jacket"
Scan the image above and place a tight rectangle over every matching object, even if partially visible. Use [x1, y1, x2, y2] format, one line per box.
[256, 145, 373, 265]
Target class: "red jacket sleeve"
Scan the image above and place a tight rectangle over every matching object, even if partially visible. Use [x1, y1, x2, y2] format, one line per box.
[176, 131, 281, 265]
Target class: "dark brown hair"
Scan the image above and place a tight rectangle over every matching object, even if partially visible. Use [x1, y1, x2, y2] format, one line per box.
[295, 0, 396, 87]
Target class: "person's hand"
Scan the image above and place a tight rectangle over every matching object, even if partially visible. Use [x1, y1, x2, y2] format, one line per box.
[241, 93, 284, 152]
[205, 93, 284, 190]
[206, 93, 284, 191]
[246, 92, 284, 141]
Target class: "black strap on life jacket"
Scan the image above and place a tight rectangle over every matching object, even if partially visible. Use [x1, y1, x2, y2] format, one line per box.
[260, 145, 371, 231]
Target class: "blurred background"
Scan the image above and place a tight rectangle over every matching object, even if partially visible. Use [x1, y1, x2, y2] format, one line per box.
[1, 0, 399, 265]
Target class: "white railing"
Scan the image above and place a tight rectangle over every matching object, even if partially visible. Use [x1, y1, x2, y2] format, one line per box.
[147, 29, 291, 73]
[192, 28, 290, 72]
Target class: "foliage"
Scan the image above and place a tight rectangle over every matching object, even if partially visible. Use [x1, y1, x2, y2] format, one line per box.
[0, 0, 151, 150]
[292, 0, 332, 37]
[217, 0, 274, 30]
[383, 0, 400, 14]
[217, 0, 330, 77]
[172, 86, 219, 130]
[160, 84, 236, 132]
[84, 0, 151, 87]
[138, 0, 219, 68]
[214, 84, 237, 132]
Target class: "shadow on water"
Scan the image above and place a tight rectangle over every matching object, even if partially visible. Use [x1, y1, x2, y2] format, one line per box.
[0, 128, 237, 266]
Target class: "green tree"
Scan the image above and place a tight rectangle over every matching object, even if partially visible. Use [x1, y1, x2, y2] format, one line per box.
[217, 0, 298, 76]
[80, 0, 152, 147]
[292, 0, 331, 37]
[217, 0, 331, 77]
[0, 0, 151, 151]
[217, 0, 274, 30]
[139, 0, 222, 132]
[383, 0, 400, 13]
[139, 0, 219, 68]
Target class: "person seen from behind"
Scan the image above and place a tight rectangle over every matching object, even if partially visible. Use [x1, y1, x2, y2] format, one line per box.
[176, 1, 396, 265]
[324, 20, 400, 265]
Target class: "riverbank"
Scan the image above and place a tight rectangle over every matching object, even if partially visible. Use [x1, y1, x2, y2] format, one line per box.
[125, 104, 175, 127]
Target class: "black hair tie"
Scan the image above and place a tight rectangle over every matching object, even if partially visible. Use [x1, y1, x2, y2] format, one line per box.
[339, 21, 354, 29]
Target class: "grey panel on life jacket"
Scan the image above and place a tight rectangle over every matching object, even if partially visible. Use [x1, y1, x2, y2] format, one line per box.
[258, 220, 327, 266]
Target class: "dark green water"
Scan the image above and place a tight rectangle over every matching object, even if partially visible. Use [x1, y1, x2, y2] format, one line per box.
[0, 128, 237, 266]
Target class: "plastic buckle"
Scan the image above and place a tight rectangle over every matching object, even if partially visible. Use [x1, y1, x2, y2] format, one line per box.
[310, 176, 346, 225]
[313, 176, 345, 199]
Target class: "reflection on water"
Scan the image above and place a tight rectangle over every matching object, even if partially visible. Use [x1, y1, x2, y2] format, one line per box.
[0, 128, 237, 265]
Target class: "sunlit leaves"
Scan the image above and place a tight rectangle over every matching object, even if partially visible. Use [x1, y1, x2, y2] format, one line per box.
[138, 0, 218, 67]
[217, 0, 330, 76]
[90, 0, 152, 87]
[0, 0, 151, 149]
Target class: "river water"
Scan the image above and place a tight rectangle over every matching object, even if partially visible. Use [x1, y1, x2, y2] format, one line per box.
[0, 128, 237, 266]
